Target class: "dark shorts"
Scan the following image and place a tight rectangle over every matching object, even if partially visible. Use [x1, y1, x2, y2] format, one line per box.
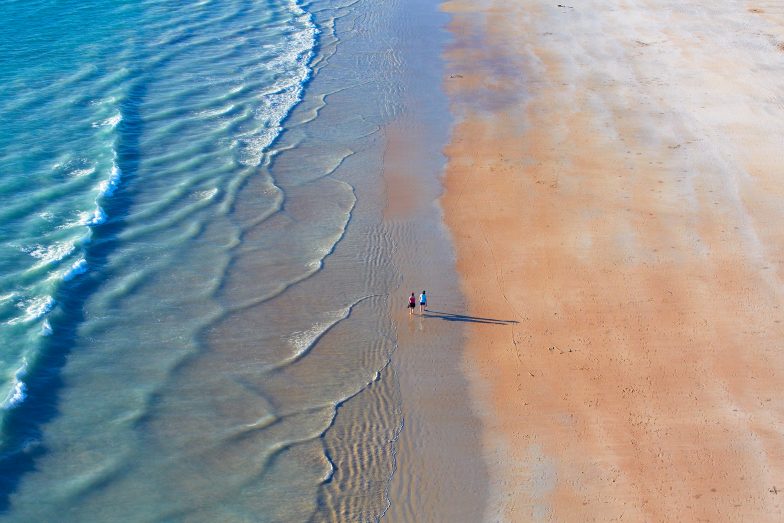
[408, 302, 416, 308]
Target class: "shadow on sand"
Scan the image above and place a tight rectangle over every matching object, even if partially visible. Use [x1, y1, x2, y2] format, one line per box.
[420, 310, 518, 325]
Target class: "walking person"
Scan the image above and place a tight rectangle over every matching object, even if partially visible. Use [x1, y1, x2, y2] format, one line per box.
[419, 290, 427, 314]
[408, 292, 416, 315]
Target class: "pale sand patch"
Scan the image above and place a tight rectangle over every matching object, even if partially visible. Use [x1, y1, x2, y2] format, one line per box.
[442, 0, 784, 520]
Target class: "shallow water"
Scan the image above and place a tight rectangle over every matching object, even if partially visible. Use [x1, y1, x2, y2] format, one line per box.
[0, 0, 484, 520]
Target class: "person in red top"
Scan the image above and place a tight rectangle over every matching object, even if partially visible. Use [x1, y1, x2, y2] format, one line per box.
[408, 292, 416, 315]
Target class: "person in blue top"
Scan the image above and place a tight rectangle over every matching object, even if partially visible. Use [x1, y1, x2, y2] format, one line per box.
[419, 290, 427, 314]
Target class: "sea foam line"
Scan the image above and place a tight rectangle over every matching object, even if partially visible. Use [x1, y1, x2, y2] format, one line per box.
[234, 0, 319, 167]
[277, 295, 382, 370]
[12, 142, 123, 333]
[23, 241, 76, 268]
[3, 362, 28, 410]
[1, 155, 122, 412]
[5, 296, 56, 326]
[63, 258, 88, 281]
[97, 162, 121, 198]
[0, 106, 126, 418]
[92, 112, 122, 128]
[77, 156, 122, 230]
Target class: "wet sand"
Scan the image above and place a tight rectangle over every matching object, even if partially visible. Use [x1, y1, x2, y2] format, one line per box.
[377, 0, 490, 519]
[441, 0, 784, 520]
[383, 114, 488, 521]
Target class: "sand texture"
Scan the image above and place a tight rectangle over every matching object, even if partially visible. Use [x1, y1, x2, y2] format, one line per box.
[441, 0, 784, 520]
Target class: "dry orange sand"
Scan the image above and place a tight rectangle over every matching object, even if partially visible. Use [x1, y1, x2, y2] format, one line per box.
[441, 0, 784, 520]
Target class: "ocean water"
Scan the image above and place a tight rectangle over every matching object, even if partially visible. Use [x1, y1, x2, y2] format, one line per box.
[0, 0, 449, 519]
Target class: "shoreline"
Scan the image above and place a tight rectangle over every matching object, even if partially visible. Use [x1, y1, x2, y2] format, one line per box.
[380, 0, 490, 519]
[441, 0, 784, 520]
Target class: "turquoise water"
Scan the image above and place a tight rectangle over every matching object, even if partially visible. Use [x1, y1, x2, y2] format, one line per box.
[0, 0, 435, 519]
[0, 0, 316, 407]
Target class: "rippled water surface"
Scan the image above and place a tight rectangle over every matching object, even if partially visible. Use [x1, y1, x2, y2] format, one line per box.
[0, 0, 427, 519]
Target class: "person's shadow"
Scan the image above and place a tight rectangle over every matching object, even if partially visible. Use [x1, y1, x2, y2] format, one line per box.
[422, 310, 518, 325]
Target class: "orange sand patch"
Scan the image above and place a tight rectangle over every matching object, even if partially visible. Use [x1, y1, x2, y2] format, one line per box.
[442, 0, 784, 520]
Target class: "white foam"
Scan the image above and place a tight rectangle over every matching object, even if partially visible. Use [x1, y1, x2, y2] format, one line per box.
[5, 379, 26, 409]
[93, 112, 122, 128]
[59, 211, 100, 231]
[322, 459, 335, 482]
[83, 156, 121, 229]
[193, 188, 218, 201]
[234, 2, 317, 166]
[23, 241, 76, 266]
[236, 128, 281, 166]
[32, 297, 54, 319]
[63, 258, 88, 281]
[89, 96, 116, 106]
[6, 296, 55, 325]
[51, 157, 96, 179]
[41, 319, 53, 336]
[70, 166, 96, 178]
[57, 215, 85, 230]
[195, 104, 235, 118]
[81, 206, 107, 226]
[3, 362, 28, 409]
[26, 296, 55, 321]
[97, 162, 121, 197]
[287, 307, 350, 360]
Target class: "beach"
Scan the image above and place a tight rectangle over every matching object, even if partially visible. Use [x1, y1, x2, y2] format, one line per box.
[5, 0, 784, 519]
[441, 0, 784, 520]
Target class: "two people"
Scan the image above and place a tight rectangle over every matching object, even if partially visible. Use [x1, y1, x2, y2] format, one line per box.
[408, 290, 427, 315]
